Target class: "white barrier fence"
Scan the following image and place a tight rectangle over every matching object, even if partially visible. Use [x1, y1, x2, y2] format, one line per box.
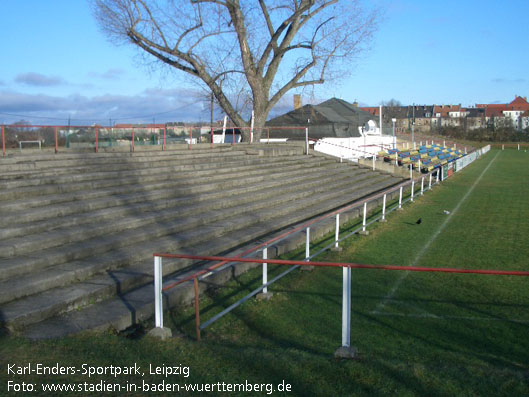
[455, 145, 490, 173]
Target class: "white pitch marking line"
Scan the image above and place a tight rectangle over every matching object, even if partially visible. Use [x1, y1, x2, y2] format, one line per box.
[371, 151, 501, 315]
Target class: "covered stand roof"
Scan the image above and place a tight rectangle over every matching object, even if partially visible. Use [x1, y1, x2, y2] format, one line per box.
[266, 98, 377, 140]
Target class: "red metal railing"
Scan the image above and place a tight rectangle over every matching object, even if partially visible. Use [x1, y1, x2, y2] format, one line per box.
[154, 253, 529, 343]
[0, 124, 232, 155]
[158, 254, 529, 276]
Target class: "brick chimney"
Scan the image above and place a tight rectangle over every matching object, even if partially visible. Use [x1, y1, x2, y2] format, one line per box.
[294, 94, 301, 110]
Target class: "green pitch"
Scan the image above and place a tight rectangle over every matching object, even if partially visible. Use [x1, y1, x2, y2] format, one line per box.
[1, 148, 528, 396]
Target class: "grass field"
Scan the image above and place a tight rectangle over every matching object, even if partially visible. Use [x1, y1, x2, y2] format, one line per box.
[1, 148, 528, 396]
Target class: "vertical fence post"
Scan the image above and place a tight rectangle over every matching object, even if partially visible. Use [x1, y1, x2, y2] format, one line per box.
[305, 127, 309, 155]
[398, 186, 403, 209]
[190, 127, 193, 150]
[372, 154, 376, 170]
[305, 227, 310, 259]
[163, 126, 166, 151]
[2, 125, 5, 158]
[95, 127, 99, 153]
[362, 202, 367, 232]
[381, 194, 387, 221]
[409, 164, 413, 180]
[436, 169, 440, 183]
[335, 213, 340, 249]
[411, 180, 415, 202]
[210, 126, 214, 149]
[518, 144, 520, 151]
[341, 265, 351, 347]
[194, 277, 201, 342]
[154, 256, 163, 328]
[232, 128, 235, 146]
[502, 144, 504, 150]
[54, 126, 58, 154]
[262, 248, 268, 294]
[131, 128, 135, 152]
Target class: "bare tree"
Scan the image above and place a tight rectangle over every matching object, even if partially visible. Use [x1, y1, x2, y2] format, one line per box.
[92, 0, 379, 141]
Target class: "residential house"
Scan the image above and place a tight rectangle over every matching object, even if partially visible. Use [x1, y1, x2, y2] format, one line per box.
[267, 98, 378, 140]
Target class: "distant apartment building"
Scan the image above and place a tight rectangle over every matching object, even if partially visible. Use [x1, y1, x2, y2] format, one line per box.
[361, 96, 529, 133]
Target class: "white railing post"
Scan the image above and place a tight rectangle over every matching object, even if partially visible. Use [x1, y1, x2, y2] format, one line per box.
[372, 154, 376, 170]
[262, 248, 268, 294]
[436, 169, 440, 183]
[429, 173, 432, 189]
[398, 186, 403, 209]
[305, 128, 309, 155]
[411, 180, 415, 202]
[381, 193, 387, 221]
[305, 227, 310, 259]
[335, 213, 340, 249]
[409, 164, 413, 180]
[154, 256, 163, 328]
[341, 266, 351, 347]
[421, 177, 424, 195]
[362, 202, 367, 232]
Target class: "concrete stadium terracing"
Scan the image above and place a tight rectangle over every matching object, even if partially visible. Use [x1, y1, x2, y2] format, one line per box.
[0, 143, 404, 338]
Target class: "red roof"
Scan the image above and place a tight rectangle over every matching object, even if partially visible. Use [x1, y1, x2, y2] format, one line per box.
[359, 107, 379, 116]
[508, 96, 529, 111]
[485, 107, 506, 118]
[433, 105, 460, 117]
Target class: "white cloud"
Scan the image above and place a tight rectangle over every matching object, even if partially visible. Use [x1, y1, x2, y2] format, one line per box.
[0, 88, 206, 124]
[0, 87, 299, 125]
[15, 72, 66, 87]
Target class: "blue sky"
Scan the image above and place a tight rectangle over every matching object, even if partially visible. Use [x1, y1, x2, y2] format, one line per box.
[0, 0, 528, 125]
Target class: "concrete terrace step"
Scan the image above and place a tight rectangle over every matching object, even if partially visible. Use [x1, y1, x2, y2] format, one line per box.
[0, 151, 285, 186]
[0, 158, 347, 227]
[0, 168, 378, 278]
[0, 146, 238, 166]
[3, 174, 400, 332]
[0, 155, 335, 201]
[0, 151, 255, 181]
[0, 162, 360, 240]
[0, 154, 321, 191]
[0, 149, 241, 172]
[0, 165, 369, 260]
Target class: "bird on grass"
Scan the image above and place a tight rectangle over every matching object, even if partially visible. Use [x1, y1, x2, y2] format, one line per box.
[416, 218, 422, 225]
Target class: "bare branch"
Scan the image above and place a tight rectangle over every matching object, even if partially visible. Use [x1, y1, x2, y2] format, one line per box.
[93, 0, 380, 138]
